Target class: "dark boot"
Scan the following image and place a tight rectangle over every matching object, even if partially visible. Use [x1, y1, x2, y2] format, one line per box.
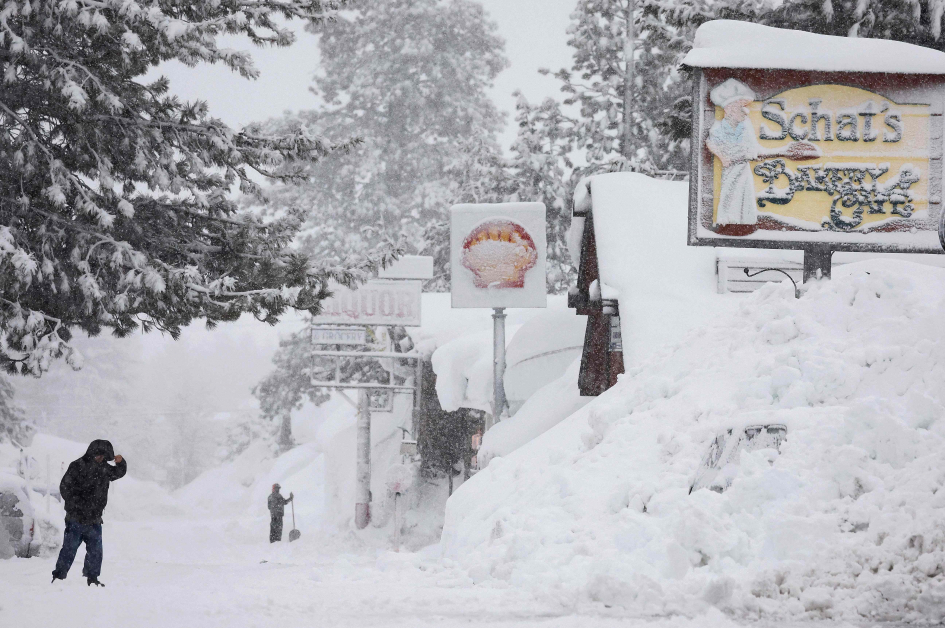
[87, 577, 104, 587]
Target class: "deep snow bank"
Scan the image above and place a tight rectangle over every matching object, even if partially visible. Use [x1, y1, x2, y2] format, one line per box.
[477, 357, 589, 467]
[442, 260, 945, 623]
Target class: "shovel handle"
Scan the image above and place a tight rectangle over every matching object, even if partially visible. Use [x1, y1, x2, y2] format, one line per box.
[291, 498, 295, 528]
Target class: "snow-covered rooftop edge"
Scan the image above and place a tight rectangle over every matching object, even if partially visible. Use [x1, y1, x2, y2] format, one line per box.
[683, 20, 945, 75]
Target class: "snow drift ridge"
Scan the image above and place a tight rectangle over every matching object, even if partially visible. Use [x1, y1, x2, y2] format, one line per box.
[442, 260, 945, 623]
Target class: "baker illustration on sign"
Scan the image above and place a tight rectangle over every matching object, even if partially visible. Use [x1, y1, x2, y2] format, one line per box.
[706, 79, 821, 235]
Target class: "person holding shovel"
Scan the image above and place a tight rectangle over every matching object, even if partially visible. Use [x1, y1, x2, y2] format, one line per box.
[267, 484, 293, 543]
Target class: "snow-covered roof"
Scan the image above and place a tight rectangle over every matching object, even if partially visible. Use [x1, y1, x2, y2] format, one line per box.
[584, 173, 736, 365]
[683, 20, 945, 75]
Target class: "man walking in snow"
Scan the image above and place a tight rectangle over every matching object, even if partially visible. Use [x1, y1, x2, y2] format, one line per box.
[267, 484, 293, 543]
[51, 440, 127, 587]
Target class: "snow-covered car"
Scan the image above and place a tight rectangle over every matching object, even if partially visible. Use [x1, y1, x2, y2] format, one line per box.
[0, 472, 35, 558]
[690, 424, 787, 494]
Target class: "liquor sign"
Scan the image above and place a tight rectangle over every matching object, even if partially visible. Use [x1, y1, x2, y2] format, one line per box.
[450, 203, 547, 308]
[311, 280, 422, 326]
[684, 22, 945, 254]
[310, 327, 366, 345]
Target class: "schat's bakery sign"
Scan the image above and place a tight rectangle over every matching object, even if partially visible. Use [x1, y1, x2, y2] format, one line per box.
[711, 81, 929, 233]
[684, 26, 945, 254]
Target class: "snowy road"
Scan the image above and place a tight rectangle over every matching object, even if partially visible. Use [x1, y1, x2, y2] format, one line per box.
[0, 515, 864, 628]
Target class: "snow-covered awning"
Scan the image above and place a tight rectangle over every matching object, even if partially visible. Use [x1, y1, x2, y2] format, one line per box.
[683, 20, 945, 75]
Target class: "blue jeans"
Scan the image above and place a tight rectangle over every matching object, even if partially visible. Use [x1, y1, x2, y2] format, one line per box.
[53, 521, 103, 579]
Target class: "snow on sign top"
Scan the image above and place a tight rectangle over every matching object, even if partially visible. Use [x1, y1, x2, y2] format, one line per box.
[683, 20, 945, 75]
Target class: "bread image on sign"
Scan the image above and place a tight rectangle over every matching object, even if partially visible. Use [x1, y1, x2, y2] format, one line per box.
[450, 203, 547, 309]
[461, 219, 538, 289]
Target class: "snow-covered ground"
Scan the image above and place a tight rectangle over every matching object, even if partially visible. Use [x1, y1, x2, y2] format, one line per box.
[442, 260, 945, 624]
[0, 500, 864, 628]
[7, 261, 943, 627]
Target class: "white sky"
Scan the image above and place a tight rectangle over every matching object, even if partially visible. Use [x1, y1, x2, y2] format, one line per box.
[155, 0, 577, 150]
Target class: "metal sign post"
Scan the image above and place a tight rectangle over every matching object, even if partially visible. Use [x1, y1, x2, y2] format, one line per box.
[450, 203, 548, 430]
[308, 344, 420, 530]
[355, 389, 372, 530]
[306, 259, 431, 530]
[490, 307, 507, 430]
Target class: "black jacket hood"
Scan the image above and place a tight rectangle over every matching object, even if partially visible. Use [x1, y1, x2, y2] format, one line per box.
[84, 439, 115, 461]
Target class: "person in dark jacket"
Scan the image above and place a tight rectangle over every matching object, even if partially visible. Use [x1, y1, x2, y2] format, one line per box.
[267, 483, 293, 543]
[51, 440, 126, 586]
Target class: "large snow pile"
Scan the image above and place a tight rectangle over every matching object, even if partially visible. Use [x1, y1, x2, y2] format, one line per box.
[683, 19, 945, 74]
[477, 358, 589, 467]
[442, 260, 945, 623]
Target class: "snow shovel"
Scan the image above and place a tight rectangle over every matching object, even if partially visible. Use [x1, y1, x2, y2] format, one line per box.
[288, 499, 300, 542]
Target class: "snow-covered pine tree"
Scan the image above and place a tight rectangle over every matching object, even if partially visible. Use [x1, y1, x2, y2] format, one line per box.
[253, 324, 408, 451]
[549, 0, 693, 173]
[758, 0, 945, 46]
[0, 375, 29, 444]
[651, 0, 945, 142]
[505, 95, 577, 293]
[0, 0, 399, 376]
[475, 0, 693, 292]
[258, 0, 508, 287]
[253, 327, 332, 450]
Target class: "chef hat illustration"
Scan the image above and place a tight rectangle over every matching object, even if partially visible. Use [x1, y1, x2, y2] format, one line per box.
[710, 79, 755, 108]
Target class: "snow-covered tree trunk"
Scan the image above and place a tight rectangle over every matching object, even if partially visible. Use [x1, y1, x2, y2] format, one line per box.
[622, 0, 636, 160]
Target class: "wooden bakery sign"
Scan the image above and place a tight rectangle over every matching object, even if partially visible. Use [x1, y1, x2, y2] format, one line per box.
[684, 27, 945, 254]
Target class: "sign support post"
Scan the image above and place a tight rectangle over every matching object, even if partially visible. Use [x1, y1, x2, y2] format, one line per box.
[450, 203, 548, 430]
[490, 307, 508, 430]
[802, 246, 833, 283]
[355, 388, 372, 530]
[306, 258, 431, 531]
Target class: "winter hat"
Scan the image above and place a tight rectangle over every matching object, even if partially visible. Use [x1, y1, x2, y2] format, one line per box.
[710, 78, 755, 108]
[272, 483, 281, 490]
